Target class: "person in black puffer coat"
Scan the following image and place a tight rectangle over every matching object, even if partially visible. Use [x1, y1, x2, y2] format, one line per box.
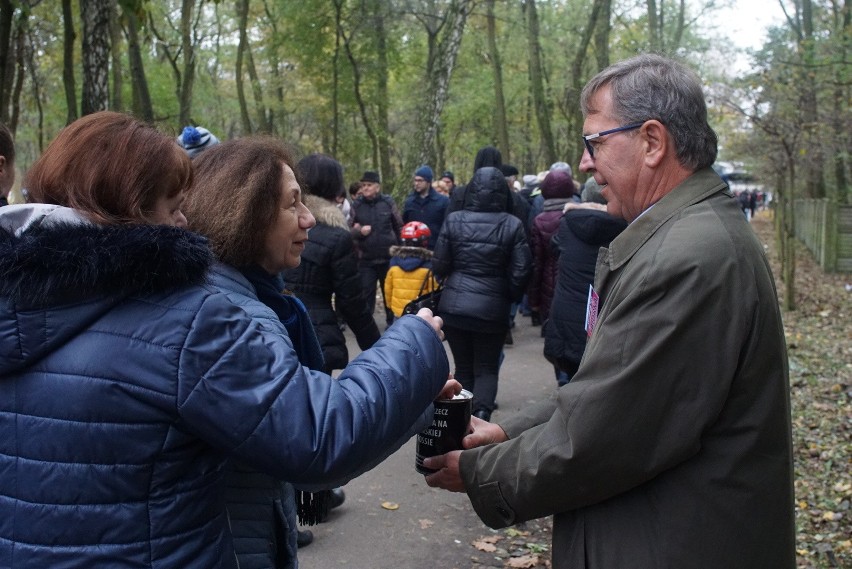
[446, 146, 510, 215]
[433, 166, 532, 420]
[543, 190, 627, 385]
[283, 154, 380, 374]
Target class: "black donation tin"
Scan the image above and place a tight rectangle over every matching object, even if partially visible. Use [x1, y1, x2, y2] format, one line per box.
[415, 389, 472, 475]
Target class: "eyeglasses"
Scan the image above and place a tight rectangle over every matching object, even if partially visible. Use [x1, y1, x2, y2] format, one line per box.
[413, 177, 428, 183]
[582, 122, 645, 158]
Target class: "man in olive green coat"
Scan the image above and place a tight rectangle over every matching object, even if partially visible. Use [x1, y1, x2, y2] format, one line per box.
[424, 54, 795, 569]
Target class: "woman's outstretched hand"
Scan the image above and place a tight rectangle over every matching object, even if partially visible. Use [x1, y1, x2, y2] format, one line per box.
[416, 308, 444, 340]
[436, 378, 463, 401]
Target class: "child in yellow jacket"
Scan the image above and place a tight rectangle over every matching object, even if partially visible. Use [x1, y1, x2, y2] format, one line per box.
[384, 221, 439, 318]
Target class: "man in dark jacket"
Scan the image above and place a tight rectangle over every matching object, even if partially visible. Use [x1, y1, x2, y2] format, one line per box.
[543, 195, 626, 384]
[352, 170, 403, 327]
[403, 165, 449, 250]
[424, 54, 795, 569]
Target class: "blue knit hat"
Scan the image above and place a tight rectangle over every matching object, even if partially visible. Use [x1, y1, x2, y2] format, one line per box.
[414, 165, 433, 183]
[177, 126, 220, 158]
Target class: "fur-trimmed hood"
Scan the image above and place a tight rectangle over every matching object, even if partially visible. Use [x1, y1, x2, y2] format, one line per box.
[389, 245, 432, 260]
[388, 245, 433, 272]
[0, 204, 213, 308]
[304, 194, 349, 230]
[0, 204, 214, 374]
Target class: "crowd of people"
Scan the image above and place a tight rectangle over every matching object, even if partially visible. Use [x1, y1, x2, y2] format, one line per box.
[0, 53, 794, 569]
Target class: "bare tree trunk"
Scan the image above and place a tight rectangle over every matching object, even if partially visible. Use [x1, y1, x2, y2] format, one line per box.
[123, 2, 153, 122]
[486, 0, 509, 161]
[781, 0, 824, 199]
[62, 0, 78, 123]
[374, 2, 392, 185]
[524, 0, 556, 165]
[24, 26, 44, 151]
[784, 161, 797, 310]
[0, 0, 15, 122]
[110, 0, 123, 112]
[646, 0, 660, 51]
[8, 20, 24, 133]
[832, 0, 850, 204]
[81, 0, 111, 115]
[235, 0, 252, 133]
[593, 0, 611, 69]
[261, 0, 285, 136]
[245, 40, 271, 133]
[565, 0, 606, 163]
[341, 19, 380, 169]
[331, 0, 343, 155]
[178, 0, 197, 126]
[417, 0, 473, 167]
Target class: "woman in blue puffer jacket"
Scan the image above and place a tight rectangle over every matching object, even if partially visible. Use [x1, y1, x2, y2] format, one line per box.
[0, 112, 452, 569]
[433, 166, 532, 421]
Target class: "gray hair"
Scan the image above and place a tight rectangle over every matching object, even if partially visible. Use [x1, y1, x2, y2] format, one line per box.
[580, 54, 717, 171]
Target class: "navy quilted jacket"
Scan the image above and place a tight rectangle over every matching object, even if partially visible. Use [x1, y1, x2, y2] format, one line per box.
[0, 204, 448, 568]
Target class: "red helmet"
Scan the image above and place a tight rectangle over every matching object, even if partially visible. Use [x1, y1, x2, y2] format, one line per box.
[400, 221, 431, 246]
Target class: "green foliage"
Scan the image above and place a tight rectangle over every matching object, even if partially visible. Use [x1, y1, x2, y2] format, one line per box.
[8, 0, 845, 204]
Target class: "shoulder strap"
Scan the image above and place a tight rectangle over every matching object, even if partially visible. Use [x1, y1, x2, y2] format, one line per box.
[417, 269, 433, 297]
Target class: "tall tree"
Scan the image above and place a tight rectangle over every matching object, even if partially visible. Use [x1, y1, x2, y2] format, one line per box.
[178, 0, 197, 125]
[645, 0, 687, 53]
[0, 0, 15, 123]
[81, 0, 111, 115]
[524, 0, 556, 165]
[410, 0, 474, 168]
[235, 0, 253, 133]
[781, 0, 826, 198]
[830, 0, 850, 204]
[564, 0, 610, 164]
[485, 0, 509, 161]
[120, 0, 153, 122]
[110, 0, 124, 111]
[62, 0, 78, 123]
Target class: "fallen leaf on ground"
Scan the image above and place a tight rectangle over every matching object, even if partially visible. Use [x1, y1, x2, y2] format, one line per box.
[506, 554, 540, 568]
[472, 540, 497, 552]
[381, 501, 399, 510]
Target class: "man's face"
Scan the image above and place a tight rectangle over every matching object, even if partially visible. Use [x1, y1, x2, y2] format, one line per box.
[413, 175, 430, 195]
[360, 181, 380, 199]
[579, 86, 644, 222]
[441, 176, 454, 190]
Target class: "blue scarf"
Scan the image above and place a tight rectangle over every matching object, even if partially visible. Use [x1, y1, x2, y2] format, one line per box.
[240, 266, 325, 371]
[240, 266, 331, 525]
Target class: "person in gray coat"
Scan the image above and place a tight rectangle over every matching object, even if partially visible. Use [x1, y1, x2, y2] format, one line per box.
[424, 54, 795, 569]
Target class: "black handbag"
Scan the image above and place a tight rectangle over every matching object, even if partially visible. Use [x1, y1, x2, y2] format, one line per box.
[402, 270, 443, 315]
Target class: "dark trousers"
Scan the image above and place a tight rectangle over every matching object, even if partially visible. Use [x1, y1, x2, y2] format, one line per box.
[444, 324, 505, 414]
[359, 261, 393, 326]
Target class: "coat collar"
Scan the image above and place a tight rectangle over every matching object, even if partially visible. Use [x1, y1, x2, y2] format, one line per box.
[604, 168, 728, 271]
[0, 204, 213, 308]
[304, 194, 349, 230]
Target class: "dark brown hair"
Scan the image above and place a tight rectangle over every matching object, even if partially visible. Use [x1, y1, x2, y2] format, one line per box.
[23, 111, 192, 224]
[0, 122, 14, 164]
[183, 136, 297, 268]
